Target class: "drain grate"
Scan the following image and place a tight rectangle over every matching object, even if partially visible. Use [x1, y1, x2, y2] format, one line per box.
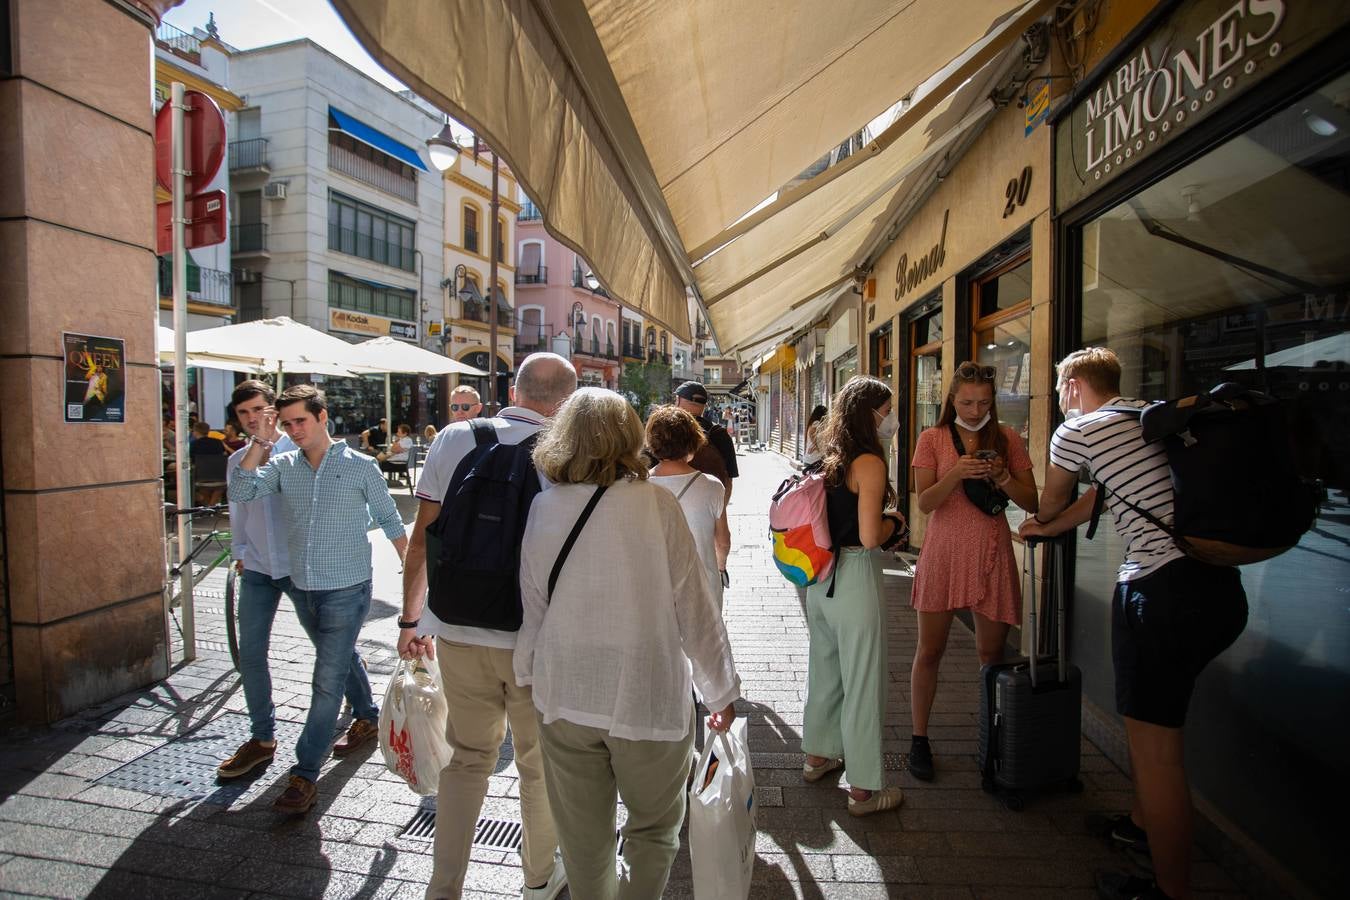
[95, 712, 306, 803]
[401, 806, 624, 855]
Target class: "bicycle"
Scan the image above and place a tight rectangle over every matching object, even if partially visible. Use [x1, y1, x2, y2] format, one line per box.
[164, 503, 242, 669]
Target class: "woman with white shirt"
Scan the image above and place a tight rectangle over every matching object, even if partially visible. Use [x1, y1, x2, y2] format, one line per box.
[515, 388, 741, 900]
[646, 405, 730, 609]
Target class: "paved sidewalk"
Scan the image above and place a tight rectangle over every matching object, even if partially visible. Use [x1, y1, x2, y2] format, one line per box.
[0, 452, 1248, 899]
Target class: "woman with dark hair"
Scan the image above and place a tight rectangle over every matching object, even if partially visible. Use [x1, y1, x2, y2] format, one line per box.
[801, 376, 908, 816]
[802, 404, 829, 467]
[907, 362, 1039, 782]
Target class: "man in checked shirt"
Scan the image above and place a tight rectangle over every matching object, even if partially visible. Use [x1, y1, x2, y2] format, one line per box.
[230, 384, 408, 815]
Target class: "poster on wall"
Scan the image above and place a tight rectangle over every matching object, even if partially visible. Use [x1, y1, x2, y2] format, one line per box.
[63, 332, 126, 424]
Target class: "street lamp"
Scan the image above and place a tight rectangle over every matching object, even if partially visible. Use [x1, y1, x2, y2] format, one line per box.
[425, 120, 460, 171]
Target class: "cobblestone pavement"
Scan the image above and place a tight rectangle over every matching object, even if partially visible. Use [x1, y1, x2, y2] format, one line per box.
[0, 452, 1248, 899]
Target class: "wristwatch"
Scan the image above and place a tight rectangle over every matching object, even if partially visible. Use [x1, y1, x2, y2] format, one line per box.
[396, 618, 420, 629]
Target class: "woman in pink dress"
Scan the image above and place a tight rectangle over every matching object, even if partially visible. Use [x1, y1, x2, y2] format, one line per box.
[907, 362, 1039, 782]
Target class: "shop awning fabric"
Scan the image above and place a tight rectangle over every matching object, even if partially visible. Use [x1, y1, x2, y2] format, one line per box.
[329, 107, 430, 172]
[333, 0, 1053, 349]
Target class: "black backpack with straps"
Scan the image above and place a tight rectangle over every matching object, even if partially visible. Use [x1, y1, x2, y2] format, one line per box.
[426, 419, 542, 631]
[1086, 383, 1318, 567]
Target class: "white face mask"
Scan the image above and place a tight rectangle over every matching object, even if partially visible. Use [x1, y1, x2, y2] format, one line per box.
[875, 408, 899, 442]
[955, 412, 991, 432]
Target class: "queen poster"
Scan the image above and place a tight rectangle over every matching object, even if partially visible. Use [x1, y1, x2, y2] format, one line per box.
[63, 332, 126, 424]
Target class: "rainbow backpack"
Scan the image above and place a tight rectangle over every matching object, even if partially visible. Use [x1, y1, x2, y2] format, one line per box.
[769, 469, 837, 591]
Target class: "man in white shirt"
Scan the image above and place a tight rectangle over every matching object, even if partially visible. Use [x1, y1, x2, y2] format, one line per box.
[448, 384, 484, 423]
[216, 381, 372, 781]
[399, 353, 576, 900]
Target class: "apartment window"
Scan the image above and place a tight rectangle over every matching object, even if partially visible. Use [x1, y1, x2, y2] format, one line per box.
[327, 126, 418, 204]
[463, 206, 479, 253]
[328, 191, 416, 271]
[328, 270, 416, 322]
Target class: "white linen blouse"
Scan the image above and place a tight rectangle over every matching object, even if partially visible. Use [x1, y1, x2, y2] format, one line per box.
[514, 478, 741, 742]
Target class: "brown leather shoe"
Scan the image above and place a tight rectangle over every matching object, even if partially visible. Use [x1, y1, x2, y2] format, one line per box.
[273, 775, 317, 814]
[217, 738, 276, 780]
[332, 718, 378, 757]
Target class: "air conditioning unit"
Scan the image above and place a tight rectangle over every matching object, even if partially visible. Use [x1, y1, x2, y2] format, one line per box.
[263, 181, 287, 200]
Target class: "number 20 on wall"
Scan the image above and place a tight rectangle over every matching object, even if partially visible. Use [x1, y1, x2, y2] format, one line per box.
[1003, 166, 1032, 218]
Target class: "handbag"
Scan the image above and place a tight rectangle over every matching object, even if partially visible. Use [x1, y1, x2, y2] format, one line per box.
[948, 423, 1008, 517]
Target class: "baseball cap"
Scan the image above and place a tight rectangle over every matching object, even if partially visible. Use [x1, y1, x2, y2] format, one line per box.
[674, 381, 709, 404]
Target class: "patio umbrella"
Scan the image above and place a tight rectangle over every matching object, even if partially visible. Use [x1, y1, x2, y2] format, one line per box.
[157, 324, 360, 377]
[347, 336, 487, 437]
[181, 316, 374, 379]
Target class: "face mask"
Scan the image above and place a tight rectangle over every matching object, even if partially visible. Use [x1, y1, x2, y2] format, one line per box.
[1064, 408, 1083, 420]
[955, 412, 991, 432]
[875, 408, 899, 442]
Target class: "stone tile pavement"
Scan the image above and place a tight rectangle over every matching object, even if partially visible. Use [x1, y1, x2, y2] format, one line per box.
[0, 451, 1250, 899]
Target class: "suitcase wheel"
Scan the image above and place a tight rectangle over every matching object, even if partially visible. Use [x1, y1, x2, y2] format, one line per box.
[1000, 792, 1025, 812]
[1066, 777, 1084, 794]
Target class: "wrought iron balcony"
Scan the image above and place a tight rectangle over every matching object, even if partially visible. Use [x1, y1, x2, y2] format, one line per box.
[229, 138, 269, 172]
[515, 322, 553, 353]
[231, 223, 268, 254]
[515, 266, 548, 285]
[157, 257, 233, 308]
[461, 299, 514, 329]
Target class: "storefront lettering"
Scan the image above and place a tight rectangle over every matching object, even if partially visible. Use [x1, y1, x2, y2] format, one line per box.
[1083, 0, 1285, 170]
[893, 209, 949, 302]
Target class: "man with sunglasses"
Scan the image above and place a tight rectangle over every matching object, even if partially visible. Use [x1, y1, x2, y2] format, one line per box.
[448, 385, 484, 423]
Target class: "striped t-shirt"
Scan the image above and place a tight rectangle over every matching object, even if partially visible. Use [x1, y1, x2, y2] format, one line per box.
[1049, 398, 1184, 582]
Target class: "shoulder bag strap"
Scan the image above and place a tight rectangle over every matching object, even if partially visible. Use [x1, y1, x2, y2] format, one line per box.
[547, 484, 609, 602]
[947, 421, 965, 456]
[675, 472, 700, 501]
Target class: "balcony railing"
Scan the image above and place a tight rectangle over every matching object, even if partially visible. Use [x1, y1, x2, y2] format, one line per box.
[461, 300, 514, 329]
[518, 201, 543, 222]
[232, 223, 268, 254]
[157, 257, 233, 307]
[622, 342, 643, 359]
[328, 226, 415, 271]
[516, 266, 547, 284]
[570, 269, 611, 297]
[647, 350, 671, 366]
[155, 22, 201, 63]
[515, 321, 553, 353]
[229, 138, 269, 171]
[329, 141, 418, 203]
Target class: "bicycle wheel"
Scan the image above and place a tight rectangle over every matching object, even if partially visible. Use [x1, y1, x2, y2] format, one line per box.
[224, 564, 241, 671]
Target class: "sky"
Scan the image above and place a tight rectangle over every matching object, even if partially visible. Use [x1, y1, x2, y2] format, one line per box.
[163, 0, 405, 91]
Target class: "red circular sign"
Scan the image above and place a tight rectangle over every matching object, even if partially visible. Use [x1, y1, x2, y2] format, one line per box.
[155, 89, 227, 195]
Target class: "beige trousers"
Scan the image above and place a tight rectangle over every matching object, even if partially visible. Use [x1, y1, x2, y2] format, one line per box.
[538, 715, 693, 900]
[425, 640, 557, 900]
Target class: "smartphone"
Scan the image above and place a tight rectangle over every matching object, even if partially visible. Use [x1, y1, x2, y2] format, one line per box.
[974, 450, 998, 460]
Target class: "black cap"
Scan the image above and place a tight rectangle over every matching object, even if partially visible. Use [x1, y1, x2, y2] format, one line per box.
[674, 381, 709, 404]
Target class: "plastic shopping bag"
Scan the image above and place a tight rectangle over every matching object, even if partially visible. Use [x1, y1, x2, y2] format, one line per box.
[377, 658, 453, 796]
[688, 717, 756, 900]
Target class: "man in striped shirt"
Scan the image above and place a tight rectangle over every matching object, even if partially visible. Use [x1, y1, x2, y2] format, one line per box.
[1021, 348, 1247, 900]
[230, 384, 409, 816]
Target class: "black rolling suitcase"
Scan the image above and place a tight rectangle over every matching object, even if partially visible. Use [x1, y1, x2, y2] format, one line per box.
[978, 535, 1083, 810]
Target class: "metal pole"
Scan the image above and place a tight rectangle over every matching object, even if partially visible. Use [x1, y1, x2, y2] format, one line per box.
[384, 372, 393, 450]
[487, 153, 501, 414]
[171, 82, 195, 662]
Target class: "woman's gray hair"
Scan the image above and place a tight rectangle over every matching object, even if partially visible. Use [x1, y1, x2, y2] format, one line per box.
[514, 352, 578, 410]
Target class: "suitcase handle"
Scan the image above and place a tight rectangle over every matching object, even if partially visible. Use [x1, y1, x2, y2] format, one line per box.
[1021, 535, 1068, 687]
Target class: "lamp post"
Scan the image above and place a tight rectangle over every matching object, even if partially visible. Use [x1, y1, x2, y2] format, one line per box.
[428, 121, 502, 414]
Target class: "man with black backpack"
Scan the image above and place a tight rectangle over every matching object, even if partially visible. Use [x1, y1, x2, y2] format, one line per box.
[398, 352, 577, 900]
[1020, 348, 1249, 900]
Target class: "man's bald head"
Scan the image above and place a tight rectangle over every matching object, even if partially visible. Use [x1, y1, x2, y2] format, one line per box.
[512, 353, 578, 416]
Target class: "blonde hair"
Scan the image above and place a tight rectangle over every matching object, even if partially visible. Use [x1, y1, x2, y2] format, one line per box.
[533, 388, 648, 486]
[1056, 347, 1122, 396]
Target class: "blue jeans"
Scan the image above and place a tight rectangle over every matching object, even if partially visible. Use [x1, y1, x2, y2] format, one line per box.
[287, 580, 379, 781]
[238, 569, 374, 744]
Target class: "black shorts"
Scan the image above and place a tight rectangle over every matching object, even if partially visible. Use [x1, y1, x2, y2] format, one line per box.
[1112, 557, 1248, 728]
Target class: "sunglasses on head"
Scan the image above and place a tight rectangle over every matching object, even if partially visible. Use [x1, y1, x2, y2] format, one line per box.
[956, 362, 997, 381]
[450, 403, 477, 411]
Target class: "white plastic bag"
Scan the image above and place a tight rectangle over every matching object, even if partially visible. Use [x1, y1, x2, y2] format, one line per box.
[378, 658, 453, 796]
[688, 717, 756, 900]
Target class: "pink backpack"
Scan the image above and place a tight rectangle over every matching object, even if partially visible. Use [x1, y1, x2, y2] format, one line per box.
[768, 470, 836, 589]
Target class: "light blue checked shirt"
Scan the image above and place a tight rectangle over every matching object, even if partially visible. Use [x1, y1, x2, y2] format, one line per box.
[227, 433, 296, 579]
[228, 440, 406, 591]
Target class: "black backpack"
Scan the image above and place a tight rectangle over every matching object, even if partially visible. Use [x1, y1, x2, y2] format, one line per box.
[425, 419, 542, 630]
[1087, 383, 1319, 567]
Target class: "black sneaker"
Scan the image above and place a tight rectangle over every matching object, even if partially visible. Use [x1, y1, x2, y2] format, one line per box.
[907, 740, 934, 782]
[1095, 870, 1170, 900]
[1107, 814, 1149, 851]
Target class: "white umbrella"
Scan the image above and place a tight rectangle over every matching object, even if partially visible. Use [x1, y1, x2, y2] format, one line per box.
[348, 336, 487, 437]
[183, 315, 373, 377]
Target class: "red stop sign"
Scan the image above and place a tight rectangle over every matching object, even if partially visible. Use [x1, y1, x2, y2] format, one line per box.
[155, 89, 226, 195]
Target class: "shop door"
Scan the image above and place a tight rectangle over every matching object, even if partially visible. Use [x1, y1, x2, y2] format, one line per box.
[902, 295, 942, 522]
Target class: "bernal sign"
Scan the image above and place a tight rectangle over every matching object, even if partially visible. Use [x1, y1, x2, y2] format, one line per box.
[893, 209, 950, 303]
[1055, 0, 1350, 212]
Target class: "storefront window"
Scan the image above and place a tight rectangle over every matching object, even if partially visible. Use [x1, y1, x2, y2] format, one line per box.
[869, 320, 893, 384]
[973, 258, 1032, 444]
[1070, 70, 1350, 896]
[831, 348, 858, 396]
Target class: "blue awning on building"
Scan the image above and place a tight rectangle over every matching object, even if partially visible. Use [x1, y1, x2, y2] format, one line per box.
[328, 107, 429, 172]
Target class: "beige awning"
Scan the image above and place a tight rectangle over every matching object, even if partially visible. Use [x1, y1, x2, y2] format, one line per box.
[333, 0, 1053, 346]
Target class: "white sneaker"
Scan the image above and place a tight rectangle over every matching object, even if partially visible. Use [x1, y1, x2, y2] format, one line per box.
[522, 857, 567, 900]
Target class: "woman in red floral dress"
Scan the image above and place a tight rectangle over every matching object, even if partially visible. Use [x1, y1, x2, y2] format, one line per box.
[906, 362, 1040, 782]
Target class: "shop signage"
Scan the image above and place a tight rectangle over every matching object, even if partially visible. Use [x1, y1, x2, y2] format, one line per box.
[1056, 0, 1350, 212]
[329, 308, 418, 341]
[892, 209, 949, 303]
[63, 332, 125, 424]
[1024, 81, 1050, 136]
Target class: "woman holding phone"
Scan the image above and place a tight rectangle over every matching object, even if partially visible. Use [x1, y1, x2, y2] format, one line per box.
[907, 362, 1039, 782]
